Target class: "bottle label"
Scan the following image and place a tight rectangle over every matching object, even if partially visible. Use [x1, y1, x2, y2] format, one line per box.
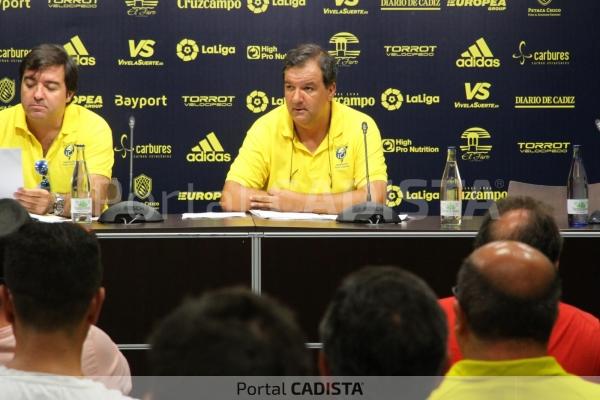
[567, 199, 588, 215]
[71, 198, 92, 214]
[441, 201, 461, 217]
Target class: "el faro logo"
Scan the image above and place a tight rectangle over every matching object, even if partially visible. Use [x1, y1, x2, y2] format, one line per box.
[64, 36, 96, 66]
[456, 38, 500, 68]
[187, 132, 231, 162]
[125, 0, 158, 17]
[460, 127, 492, 161]
[329, 32, 360, 66]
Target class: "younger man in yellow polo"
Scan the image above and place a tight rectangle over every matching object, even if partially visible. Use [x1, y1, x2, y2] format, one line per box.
[0, 44, 113, 217]
[221, 43, 387, 213]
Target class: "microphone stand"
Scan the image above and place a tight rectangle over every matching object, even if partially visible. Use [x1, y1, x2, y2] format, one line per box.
[337, 122, 400, 224]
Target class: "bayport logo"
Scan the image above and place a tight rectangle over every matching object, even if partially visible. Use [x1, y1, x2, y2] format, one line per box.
[528, 0, 561, 17]
[186, 132, 231, 162]
[380, 0, 441, 11]
[118, 39, 164, 67]
[456, 38, 500, 68]
[446, 0, 506, 12]
[382, 138, 440, 154]
[460, 127, 492, 161]
[64, 36, 96, 66]
[178, 0, 241, 10]
[247, 0, 306, 14]
[73, 95, 103, 109]
[48, 0, 97, 9]
[125, 0, 158, 17]
[0, 77, 16, 105]
[0, 0, 30, 10]
[324, 0, 368, 15]
[114, 94, 167, 109]
[328, 32, 360, 67]
[381, 88, 440, 110]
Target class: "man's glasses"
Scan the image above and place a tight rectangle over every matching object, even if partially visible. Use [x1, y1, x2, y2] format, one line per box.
[34, 159, 50, 191]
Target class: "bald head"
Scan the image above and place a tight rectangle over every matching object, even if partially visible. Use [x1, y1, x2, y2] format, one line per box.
[474, 196, 562, 263]
[456, 241, 561, 344]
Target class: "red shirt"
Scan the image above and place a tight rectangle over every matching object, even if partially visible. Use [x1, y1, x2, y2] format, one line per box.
[439, 297, 600, 376]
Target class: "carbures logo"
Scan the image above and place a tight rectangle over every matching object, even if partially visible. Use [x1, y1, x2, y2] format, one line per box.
[246, 90, 269, 113]
[177, 39, 199, 61]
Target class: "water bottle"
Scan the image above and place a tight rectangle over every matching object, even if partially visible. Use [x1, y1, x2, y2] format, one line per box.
[567, 144, 588, 227]
[440, 146, 463, 226]
[71, 144, 92, 223]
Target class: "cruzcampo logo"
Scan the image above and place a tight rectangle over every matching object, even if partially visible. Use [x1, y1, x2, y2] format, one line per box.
[134, 174, 153, 200]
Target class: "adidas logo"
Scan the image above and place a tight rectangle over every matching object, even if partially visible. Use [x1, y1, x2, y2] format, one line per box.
[186, 132, 231, 162]
[456, 38, 500, 68]
[64, 36, 96, 66]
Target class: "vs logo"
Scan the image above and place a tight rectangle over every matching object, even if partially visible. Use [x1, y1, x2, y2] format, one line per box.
[129, 40, 156, 58]
[335, 0, 359, 5]
[464, 82, 491, 101]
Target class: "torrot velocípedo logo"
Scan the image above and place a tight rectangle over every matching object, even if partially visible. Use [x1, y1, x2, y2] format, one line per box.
[48, 0, 97, 9]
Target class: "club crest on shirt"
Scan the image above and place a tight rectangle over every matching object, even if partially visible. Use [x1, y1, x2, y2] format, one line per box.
[335, 145, 349, 169]
[64, 143, 75, 159]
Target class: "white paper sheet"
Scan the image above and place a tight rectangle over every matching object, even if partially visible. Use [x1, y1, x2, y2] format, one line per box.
[249, 209, 339, 221]
[182, 212, 247, 219]
[0, 148, 23, 199]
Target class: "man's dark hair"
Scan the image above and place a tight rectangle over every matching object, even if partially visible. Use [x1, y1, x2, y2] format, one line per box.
[3, 222, 102, 331]
[19, 43, 79, 99]
[283, 43, 337, 87]
[474, 196, 563, 263]
[320, 266, 447, 376]
[455, 258, 561, 344]
[0, 199, 32, 285]
[149, 287, 312, 376]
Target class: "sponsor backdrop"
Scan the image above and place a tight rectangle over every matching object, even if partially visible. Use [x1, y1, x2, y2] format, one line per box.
[1, 0, 599, 215]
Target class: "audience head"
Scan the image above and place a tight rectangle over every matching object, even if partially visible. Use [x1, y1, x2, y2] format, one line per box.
[474, 196, 562, 264]
[455, 241, 560, 349]
[0, 199, 31, 275]
[1, 222, 103, 333]
[283, 43, 337, 87]
[319, 266, 447, 376]
[149, 287, 311, 376]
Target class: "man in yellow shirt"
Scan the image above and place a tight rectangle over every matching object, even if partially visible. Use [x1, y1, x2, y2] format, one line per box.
[429, 241, 600, 399]
[220, 43, 387, 213]
[0, 44, 113, 217]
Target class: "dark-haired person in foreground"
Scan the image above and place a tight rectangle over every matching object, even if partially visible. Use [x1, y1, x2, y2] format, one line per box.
[0, 43, 113, 216]
[0, 199, 131, 394]
[0, 222, 134, 399]
[149, 287, 312, 376]
[438, 196, 600, 375]
[319, 266, 447, 376]
[221, 43, 387, 213]
[430, 241, 600, 399]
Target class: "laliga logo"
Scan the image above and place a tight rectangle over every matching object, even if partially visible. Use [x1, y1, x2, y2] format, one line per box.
[381, 88, 403, 111]
[0, 77, 16, 104]
[247, 0, 269, 13]
[246, 90, 269, 113]
[177, 39, 199, 62]
[386, 184, 403, 207]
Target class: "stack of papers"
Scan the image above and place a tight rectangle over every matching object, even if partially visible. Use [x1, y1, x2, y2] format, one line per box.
[249, 210, 339, 221]
[182, 212, 246, 219]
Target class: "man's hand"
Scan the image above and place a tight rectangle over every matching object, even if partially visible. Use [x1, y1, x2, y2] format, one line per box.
[14, 188, 53, 215]
[250, 188, 304, 212]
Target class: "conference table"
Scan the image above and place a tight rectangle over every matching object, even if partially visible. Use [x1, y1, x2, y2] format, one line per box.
[92, 215, 600, 374]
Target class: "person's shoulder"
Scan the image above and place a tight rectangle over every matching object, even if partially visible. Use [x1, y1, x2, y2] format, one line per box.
[558, 302, 600, 327]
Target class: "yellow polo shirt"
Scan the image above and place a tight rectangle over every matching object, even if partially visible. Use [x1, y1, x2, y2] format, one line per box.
[226, 101, 387, 194]
[429, 357, 600, 399]
[0, 103, 113, 194]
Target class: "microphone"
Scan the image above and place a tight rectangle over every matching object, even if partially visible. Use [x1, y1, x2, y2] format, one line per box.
[128, 116, 135, 199]
[337, 121, 400, 224]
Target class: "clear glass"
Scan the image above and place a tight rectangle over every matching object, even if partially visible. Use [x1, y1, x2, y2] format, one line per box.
[71, 144, 92, 223]
[440, 146, 463, 226]
[567, 145, 588, 227]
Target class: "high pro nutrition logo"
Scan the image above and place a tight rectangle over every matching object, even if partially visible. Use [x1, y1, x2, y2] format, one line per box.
[64, 36, 96, 66]
[187, 132, 231, 163]
[382, 138, 440, 154]
[512, 40, 569, 66]
[446, 0, 506, 12]
[324, 0, 368, 15]
[247, 0, 306, 14]
[0, 0, 30, 10]
[48, 0, 97, 9]
[380, 0, 441, 12]
[125, 0, 158, 17]
[381, 88, 440, 110]
[329, 32, 360, 67]
[460, 127, 492, 161]
[247, 45, 286, 61]
[456, 38, 500, 68]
